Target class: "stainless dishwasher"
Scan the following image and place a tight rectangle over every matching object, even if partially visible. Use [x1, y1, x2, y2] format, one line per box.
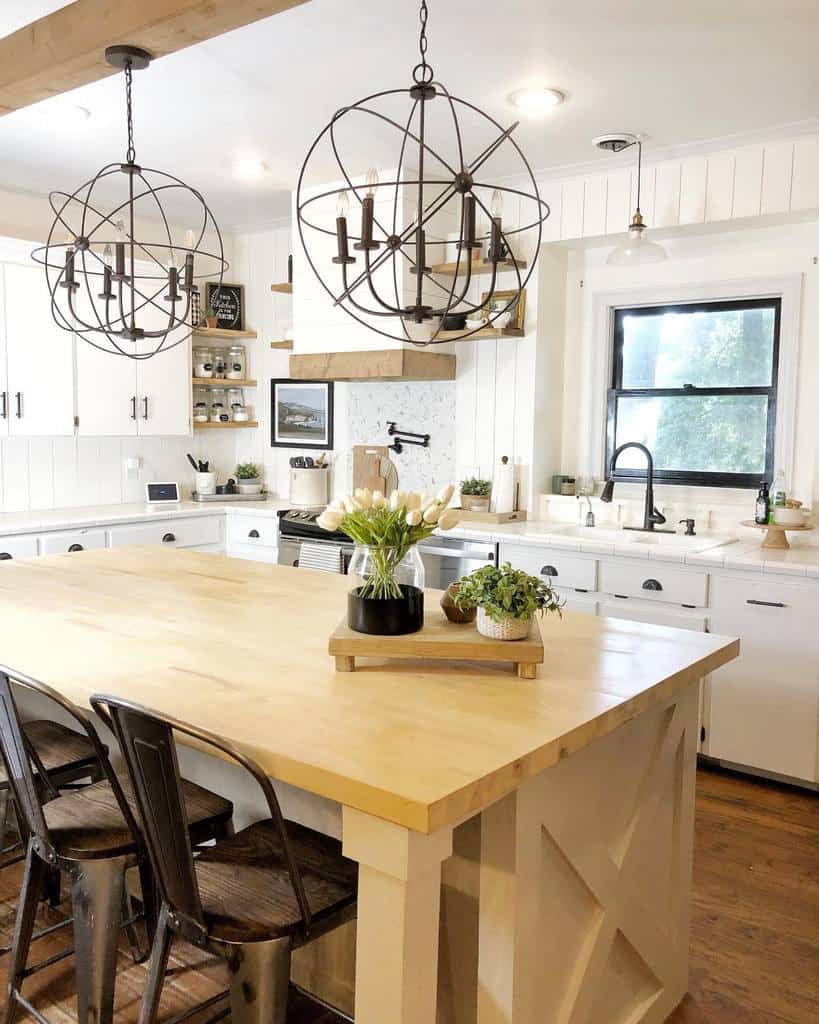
[417, 536, 498, 590]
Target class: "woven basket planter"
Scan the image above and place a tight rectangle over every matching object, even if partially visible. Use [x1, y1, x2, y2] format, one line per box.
[476, 607, 530, 641]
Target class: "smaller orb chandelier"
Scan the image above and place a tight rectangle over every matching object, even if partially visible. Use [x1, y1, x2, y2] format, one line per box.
[32, 45, 227, 360]
[297, 0, 550, 345]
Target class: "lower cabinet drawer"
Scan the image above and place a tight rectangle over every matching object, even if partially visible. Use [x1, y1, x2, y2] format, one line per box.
[499, 543, 597, 592]
[599, 599, 707, 632]
[0, 535, 38, 560]
[227, 514, 278, 550]
[599, 560, 707, 607]
[40, 529, 107, 555]
[109, 517, 222, 549]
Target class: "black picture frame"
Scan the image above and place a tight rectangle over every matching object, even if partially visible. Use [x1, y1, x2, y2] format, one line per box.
[271, 379, 334, 450]
[205, 282, 244, 331]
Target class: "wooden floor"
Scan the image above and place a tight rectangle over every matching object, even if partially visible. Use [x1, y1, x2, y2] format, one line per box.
[0, 765, 817, 1023]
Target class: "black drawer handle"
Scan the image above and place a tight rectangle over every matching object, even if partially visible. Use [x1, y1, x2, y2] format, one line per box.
[162, 533, 176, 543]
[68, 544, 84, 552]
[540, 564, 558, 577]
[0, 553, 12, 561]
[747, 599, 786, 608]
[248, 529, 260, 539]
[642, 578, 663, 591]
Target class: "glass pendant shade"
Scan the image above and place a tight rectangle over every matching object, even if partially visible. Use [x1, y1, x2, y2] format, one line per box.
[607, 222, 668, 266]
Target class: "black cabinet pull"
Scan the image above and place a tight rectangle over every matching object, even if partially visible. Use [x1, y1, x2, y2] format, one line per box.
[162, 533, 176, 543]
[0, 552, 12, 561]
[130, 396, 137, 420]
[540, 564, 558, 577]
[746, 599, 786, 608]
[142, 396, 149, 420]
[248, 529, 260, 538]
[68, 543, 84, 552]
[15, 392, 22, 419]
[613, 593, 629, 599]
[0, 392, 7, 419]
[574, 587, 588, 593]
[642, 578, 663, 591]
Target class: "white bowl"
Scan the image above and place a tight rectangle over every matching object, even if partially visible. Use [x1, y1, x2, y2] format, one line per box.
[773, 507, 809, 527]
[237, 481, 262, 495]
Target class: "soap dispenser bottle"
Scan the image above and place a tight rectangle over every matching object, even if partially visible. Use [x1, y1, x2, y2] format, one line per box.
[755, 482, 771, 525]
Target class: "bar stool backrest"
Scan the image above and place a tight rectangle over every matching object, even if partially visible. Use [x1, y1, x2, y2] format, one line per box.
[0, 673, 49, 846]
[100, 702, 205, 924]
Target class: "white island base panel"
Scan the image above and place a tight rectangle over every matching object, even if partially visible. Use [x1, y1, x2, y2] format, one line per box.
[345, 681, 697, 1024]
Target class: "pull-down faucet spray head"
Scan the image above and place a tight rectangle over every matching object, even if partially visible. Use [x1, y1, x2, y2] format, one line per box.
[600, 479, 615, 503]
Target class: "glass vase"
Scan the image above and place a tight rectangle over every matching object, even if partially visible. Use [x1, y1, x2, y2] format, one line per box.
[347, 544, 425, 635]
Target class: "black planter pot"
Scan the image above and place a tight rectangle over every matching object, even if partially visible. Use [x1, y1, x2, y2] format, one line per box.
[348, 585, 425, 635]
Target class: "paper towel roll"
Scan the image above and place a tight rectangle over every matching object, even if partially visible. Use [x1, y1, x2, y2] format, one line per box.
[492, 456, 514, 514]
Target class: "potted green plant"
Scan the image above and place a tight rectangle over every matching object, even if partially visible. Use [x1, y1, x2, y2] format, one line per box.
[235, 462, 263, 495]
[202, 305, 218, 329]
[460, 477, 492, 512]
[317, 486, 460, 635]
[455, 562, 563, 641]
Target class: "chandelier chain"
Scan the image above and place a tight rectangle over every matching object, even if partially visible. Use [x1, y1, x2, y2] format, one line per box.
[413, 0, 433, 83]
[124, 62, 136, 164]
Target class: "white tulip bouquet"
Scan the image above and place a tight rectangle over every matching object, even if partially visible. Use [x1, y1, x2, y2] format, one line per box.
[317, 485, 459, 599]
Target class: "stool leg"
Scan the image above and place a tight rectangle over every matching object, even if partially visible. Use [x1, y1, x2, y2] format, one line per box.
[0, 790, 10, 852]
[70, 855, 127, 1024]
[228, 937, 292, 1024]
[138, 904, 173, 1024]
[4, 842, 47, 1024]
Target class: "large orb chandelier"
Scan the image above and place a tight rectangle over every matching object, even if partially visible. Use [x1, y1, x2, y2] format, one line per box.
[296, 0, 550, 346]
[32, 45, 227, 360]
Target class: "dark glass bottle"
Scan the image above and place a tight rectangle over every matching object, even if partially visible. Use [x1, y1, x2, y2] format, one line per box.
[754, 482, 770, 525]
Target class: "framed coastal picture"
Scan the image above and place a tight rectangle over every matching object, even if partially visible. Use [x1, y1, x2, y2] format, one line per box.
[271, 379, 334, 450]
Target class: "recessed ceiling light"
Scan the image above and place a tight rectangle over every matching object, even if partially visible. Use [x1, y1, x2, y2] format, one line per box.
[233, 157, 267, 182]
[508, 88, 565, 118]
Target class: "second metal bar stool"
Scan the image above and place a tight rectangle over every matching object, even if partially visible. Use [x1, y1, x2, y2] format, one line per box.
[0, 670, 234, 1024]
[92, 693, 359, 1024]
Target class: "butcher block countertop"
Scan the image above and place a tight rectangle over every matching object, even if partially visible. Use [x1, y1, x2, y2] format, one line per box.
[0, 548, 738, 833]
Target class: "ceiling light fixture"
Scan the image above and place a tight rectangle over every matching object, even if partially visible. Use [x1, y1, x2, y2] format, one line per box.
[32, 45, 227, 360]
[594, 133, 667, 266]
[296, 0, 550, 346]
[509, 87, 565, 118]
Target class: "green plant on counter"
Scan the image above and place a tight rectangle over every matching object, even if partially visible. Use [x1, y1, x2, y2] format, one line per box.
[235, 462, 261, 480]
[455, 562, 563, 623]
[460, 477, 492, 496]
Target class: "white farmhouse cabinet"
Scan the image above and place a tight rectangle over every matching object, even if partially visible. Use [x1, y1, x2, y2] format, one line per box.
[708, 575, 819, 784]
[76, 341, 138, 435]
[2, 263, 75, 436]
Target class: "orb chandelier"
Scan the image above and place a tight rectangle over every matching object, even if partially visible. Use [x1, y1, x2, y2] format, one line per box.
[296, 0, 550, 346]
[32, 45, 227, 360]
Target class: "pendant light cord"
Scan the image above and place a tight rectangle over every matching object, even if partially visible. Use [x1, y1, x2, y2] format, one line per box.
[124, 61, 136, 165]
[634, 139, 642, 216]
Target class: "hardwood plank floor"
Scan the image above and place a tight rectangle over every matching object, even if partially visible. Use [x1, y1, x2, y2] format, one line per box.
[0, 766, 816, 1023]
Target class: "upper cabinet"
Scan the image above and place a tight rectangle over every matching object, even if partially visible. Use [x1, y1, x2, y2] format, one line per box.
[1, 263, 74, 437]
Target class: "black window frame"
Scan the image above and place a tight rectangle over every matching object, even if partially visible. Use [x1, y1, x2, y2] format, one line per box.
[606, 297, 781, 489]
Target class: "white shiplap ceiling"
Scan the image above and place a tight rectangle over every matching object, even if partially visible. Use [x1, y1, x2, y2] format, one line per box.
[1, 0, 818, 228]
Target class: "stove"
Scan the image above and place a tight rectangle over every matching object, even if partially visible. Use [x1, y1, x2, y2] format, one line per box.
[277, 507, 353, 569]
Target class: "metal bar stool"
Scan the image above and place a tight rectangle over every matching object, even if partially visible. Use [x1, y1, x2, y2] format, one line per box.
[0, 671, 234, 1024]
[91, 694, 358, 1024]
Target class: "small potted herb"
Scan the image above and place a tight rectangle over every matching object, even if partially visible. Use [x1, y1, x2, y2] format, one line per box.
[460, 477, 492, 512]
[203, 306, 219, 329]
[235, 462, 263, 494]
[455, 562, 563, 641]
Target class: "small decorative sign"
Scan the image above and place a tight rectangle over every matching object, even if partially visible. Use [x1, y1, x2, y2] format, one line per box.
[205, 282, 244, 331]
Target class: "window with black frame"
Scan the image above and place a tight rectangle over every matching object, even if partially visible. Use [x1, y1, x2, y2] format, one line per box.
[606, 297, 781, 488]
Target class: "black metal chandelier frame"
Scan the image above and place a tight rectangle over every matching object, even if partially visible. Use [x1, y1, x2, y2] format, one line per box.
[296, 0, 550, 346]
[32, 45, 228, 360]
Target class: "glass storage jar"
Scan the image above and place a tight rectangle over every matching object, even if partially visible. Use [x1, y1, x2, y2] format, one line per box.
[209, 387, 228, 423]
[193, 346, 214, 378]
[213, 349, 228, 379]
[227, 388, 248, 422]
[226, 345, 247, 380]
[192, 387, 210, 424]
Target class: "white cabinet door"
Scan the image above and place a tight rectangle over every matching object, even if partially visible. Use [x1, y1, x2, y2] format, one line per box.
[708, 575, 819, 784]
[0, 268, 8, 436]
[76, 340, 137, 435]
[4, 263, 75, 436]
[136, 293, 190, 436]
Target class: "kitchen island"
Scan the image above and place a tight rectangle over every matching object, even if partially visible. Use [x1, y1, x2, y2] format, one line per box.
[0, 547, 739, 1024]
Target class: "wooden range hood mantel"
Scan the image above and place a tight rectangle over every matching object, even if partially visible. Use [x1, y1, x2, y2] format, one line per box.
[289, 348, 455, 382]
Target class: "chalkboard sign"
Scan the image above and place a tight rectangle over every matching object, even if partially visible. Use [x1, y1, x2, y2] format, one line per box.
[205, 282, 244, 331]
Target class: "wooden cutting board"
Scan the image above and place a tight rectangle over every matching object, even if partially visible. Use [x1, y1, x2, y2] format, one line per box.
[353, 444, 389, 494]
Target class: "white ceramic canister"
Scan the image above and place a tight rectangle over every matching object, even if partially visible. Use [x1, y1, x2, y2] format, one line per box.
[289, 467, 329, 507]
[195, 471, 216, 496]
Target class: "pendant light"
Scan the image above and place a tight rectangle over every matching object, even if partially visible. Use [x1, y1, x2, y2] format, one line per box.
[296, 0, 550, 345]
[32, 45, 228, 359]
[594, 133, 667, 267]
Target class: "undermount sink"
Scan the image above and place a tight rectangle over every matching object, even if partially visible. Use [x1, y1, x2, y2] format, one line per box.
[548, 525, 732, 550]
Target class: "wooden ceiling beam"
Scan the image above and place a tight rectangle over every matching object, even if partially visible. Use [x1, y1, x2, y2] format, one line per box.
[0, 0, 309, 116]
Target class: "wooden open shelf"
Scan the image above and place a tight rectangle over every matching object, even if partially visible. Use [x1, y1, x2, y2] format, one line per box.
[192, 378, 257, 388]
[270, 282, 293, 294]
[436, 326, 525, 341]
[430, 258, 527, 276]
[289, 348, 455, 382]
[194, 420, 259, 430]
[269, 339, 294, 350]
[193, 327, 258, 339]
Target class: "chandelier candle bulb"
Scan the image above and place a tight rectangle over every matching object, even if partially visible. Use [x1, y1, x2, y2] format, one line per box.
[354, 196, 379, 251]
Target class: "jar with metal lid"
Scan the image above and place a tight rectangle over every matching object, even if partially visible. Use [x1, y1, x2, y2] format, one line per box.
[226, 344, 247, 380]
[213, 349, 228, 379]
[228, 387, 249, 422]
[209, 387, 228, 423]
[193, 346, 214, 379]
[193, 387, 210, 424]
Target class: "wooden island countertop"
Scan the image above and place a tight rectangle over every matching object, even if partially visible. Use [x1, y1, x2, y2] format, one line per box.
[0, 546, 737, 834]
